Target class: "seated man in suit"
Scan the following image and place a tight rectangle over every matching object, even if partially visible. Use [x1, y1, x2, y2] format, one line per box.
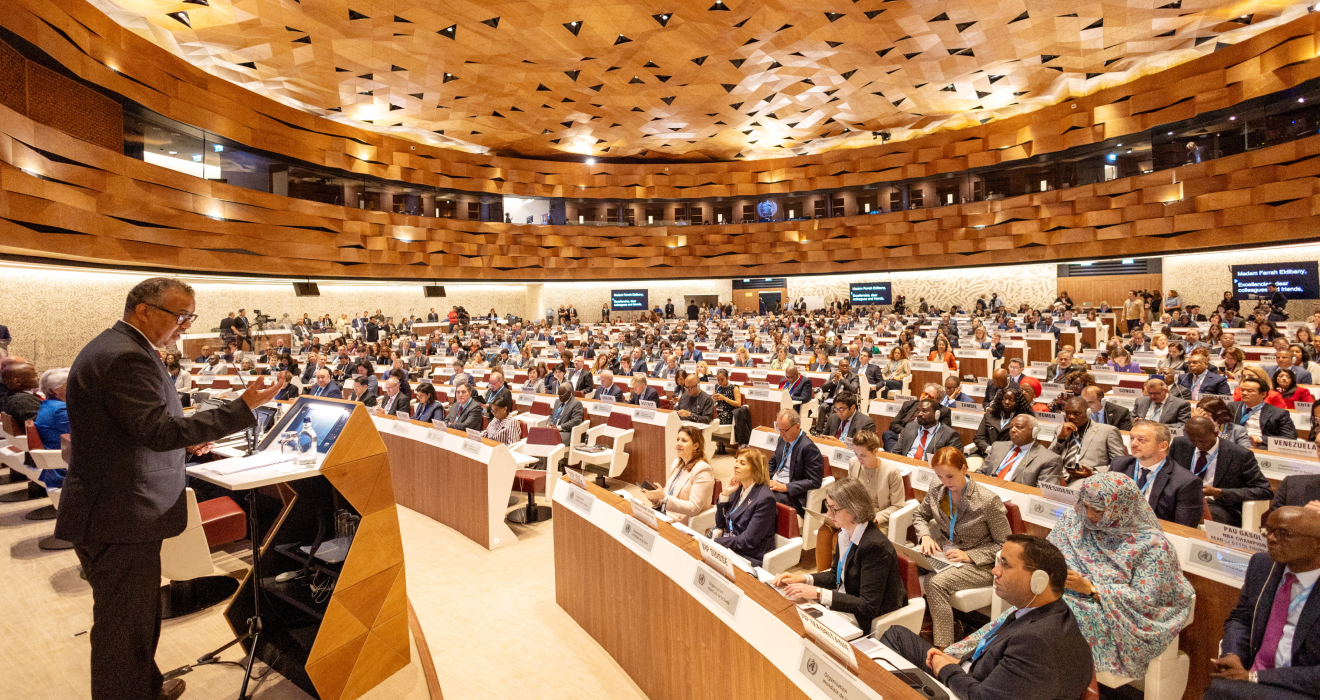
[1232, 376, 1298, 447]
[883, 384, 953, 453]
[444, 381, 484, 432]
[1045, 349, 1081, 384]
[680, 341, 703, 364]
[824, 393, 875, 440]
[652, 354, 679, 379]
[894, 399, 963, 461]
[983, 368, 1010, 411]
[674, 375, 715, 423]
[1267, 349, 1314, 385]
[1208, 506, 1320, 700]
[1133, 377, 1192, 427]
[479, 370, 512, 412]
[1180, 352, 1231, 400]
[766, 408, 823, 516]
[940, 374, 973, 406]
[881, 534, 1093, 700]
[1172, 417, 1274, 526]
[858, 350, 884, 400]
[1111, 420, 1204, 527]
[627, 374, 660, 406]
[816, 364, 860, 424]
[1050, 396, 1127, 483]
[566, 356, 594, 394]
[378, 376, 411, 416]
[304, 368, 341, 398]
[979, 415, 1065, 487]
[591, 369, 625, 401]
[1080, 385, 1133, 431]
[548, 384, 585, 446]
[779, 365, 814, 411]
[1273, 473, 1320, 511]
[348, 375, 377, 407]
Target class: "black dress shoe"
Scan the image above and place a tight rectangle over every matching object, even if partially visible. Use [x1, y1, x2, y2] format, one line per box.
[160, 678, 186, 700]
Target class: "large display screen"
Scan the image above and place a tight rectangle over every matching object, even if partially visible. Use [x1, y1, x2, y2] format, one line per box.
[1231, 262, 1319, 300]
[849, 282, 892, 306]
[258, 397, 352, 454]
[611, 289, 649, 311]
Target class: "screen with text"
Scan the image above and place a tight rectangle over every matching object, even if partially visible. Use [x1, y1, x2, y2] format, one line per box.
[611, 289, 650, 311]
[850, 282, 892, 306]
[1232, 262, 1319, 300]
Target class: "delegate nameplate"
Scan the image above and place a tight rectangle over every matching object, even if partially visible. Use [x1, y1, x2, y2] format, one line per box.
[620, 517, 656, 553]
[692, 562, 741, 617]
[565, 484, 596, 515]
[1204, 521, 1268, 554]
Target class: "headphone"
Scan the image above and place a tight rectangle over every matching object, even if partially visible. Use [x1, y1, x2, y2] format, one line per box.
[1030, 424, 1041, 441]
[1248, 561, 1279, 655]
[1030, 568, 1050, 596]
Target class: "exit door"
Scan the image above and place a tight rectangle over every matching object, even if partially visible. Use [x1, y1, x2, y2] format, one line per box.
[759, 292, 782, 313]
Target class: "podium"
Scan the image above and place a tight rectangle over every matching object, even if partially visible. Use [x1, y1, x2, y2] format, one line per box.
[194, 399, 410, 700]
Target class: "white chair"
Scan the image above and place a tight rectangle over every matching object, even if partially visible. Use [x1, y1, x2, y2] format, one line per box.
[871, 554, 927, 637]
[564, 419, 594, 467]
[687, 480, 723, 536]
[1096, 594, 1195, 700]
[22, 432, 66, 521]
[802, 476, 836, 550]
[159, 488, 242, 619]
[1240, 500, 1270, 532]
[761, 502, 804, 575]
[580, 412, 635, 486]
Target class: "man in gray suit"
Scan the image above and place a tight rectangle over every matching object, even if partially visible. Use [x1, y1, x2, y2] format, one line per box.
[1050, 396, 1127, 484]
[979, 415, 1065, 487]
[55, 278, 285, 700]
[1132, 377, 1191, 427]
[823, 393, 875, 440]
[893, 399, 963, 461]
[444, 381, 483, 431]
[549, 384, 585, 445]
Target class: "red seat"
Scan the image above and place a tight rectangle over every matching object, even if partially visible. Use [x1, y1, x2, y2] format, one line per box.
[197, 496, 246, 548]
[25, 422, 42, 450]
[519, 421, 529, 440]
[659, 397, 673, 410]
[730, 371, 748, 384]
[513, 470, 547, 494]
[606, 412, 633, 430]
[776, 502, 801, 538]
[1005, 502, 1026, 535]
[573, 390, 585, 398]
[710, 478, 723, 506]
[528, 426, 561, 445]
[895, 553, 923, 599]
[531, 401, 551, 416]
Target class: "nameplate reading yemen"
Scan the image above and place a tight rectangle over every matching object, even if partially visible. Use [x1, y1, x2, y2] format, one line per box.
[565, 484, 595, 515]
[692, 563, 741, 617]
[799, 644, 876, 700]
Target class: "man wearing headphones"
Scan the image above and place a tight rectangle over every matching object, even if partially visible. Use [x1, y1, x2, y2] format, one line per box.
[1208, 506, 1320, 699]
[880, 534, 1093, 700]
[977, 415, 1065, 488]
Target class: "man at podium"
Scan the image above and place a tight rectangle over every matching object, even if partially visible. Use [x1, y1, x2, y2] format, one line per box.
[55, 277, 286, 700]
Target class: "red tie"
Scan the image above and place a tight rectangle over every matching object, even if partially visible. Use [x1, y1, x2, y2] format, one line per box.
[836, 419, 847, 439]
[1252, 572, 1300, 670]
[997, 446, 1024, 480]
[914, 429, 930, 460]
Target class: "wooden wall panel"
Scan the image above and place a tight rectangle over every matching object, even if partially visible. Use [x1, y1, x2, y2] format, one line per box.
[1057, 274, 1164, 309]
[24, 62, 122, 152]
[0, 39, 24, 116]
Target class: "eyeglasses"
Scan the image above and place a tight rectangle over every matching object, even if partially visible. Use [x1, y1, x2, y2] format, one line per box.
[825, 503, 843, 514]
[1263, 526, 1318, 542]
[145, 304, 199, 325]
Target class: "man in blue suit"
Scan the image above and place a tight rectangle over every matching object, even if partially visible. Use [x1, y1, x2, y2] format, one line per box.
[779, 366, 813, 410]
[1208, 506, 1320, 700]
[303, 368, 341, 398]
[766, 408, 823, 516]
[680, 341, 703, 364]
[1179, 352, 1231, 400]
[1111, 421, 1204, 527]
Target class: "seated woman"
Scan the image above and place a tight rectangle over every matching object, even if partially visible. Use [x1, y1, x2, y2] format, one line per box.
[1048, 472, 1194, 679]
[1107, 347, 1142, 373]
[733, 347, 754, 368]
[1273, 368, 1314, 409]
[914, 447, 1012, 648]
[975, 387, 1033, 455]
[769, 346, 794, 370]
[879, 347, 910, 399]
[1156, 341, 1187, 374]
[642, 425, 713, 525]
[711, 448, 778, 566]
[694, 360, 713, 382]
[711, 368, 743, 426]
[526, 362, 550, 394]
[481, 394, 521, 445]
[815, 430, 906, 571]
[928, 335, 958, 372]
[34, 368, 70, 490]
[775, 477, 908, 632]
[411, 383, 444, 423]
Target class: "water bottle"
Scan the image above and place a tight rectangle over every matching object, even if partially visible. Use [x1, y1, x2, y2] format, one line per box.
[279, 430, 298, 456]
[297, 417, 317, 465]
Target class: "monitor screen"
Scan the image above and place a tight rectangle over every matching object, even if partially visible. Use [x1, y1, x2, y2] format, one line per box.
[259, 397, 353, 454]
[611, 289, 649, 311]
[1231, 261, 1319, 300]
[849, 282, 892, 306]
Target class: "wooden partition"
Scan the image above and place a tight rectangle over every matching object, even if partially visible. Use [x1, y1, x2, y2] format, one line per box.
[1060, 274, 1163, 309]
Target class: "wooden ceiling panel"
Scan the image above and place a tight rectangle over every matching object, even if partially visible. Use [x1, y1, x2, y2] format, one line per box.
[88, 0, 1310, 161]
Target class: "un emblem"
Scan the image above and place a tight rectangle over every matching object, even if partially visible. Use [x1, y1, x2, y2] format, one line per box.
[1196, 549, 1214, 563]
[757, 200, 777, 219]
[807, 658, 818, 675]
[1032, 502, 1045, 515]
[697, 572, 707, 586]
[623, 522, 632, 535]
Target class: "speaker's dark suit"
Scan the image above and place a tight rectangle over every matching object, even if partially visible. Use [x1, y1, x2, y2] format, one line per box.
[1207, 553, 1320, 700]
[1169, 437, 1273, 526]
[1111, 455, 1204, 527]
[56, 321, 257, 700]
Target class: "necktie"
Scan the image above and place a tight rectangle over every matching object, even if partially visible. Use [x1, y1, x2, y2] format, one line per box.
[1137, 467, 1151, 490]
[1252, 573, 1300, 670]
[1091, 410, 1103, 424]
[1151, 402, 1163, 422]
[1193, 452, 1209, 479]
[914, 429, 930, 460]
[1062, 434, 1081, 471]
[552, 404, 564, 425]
[836, 418, 849, 439]
[997, 446, 1024, 480]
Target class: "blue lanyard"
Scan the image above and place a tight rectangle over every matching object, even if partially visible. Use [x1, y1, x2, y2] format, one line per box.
[836, 535, 853, 586]
[1288, 580, 1315, 617]
[971, 614, 1011, 661]
[1239, 404, 1262, 425]
[947, 489, 959, 541]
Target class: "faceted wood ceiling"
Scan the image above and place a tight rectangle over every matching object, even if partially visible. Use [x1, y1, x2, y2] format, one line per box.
[92, 0, 1310, 161]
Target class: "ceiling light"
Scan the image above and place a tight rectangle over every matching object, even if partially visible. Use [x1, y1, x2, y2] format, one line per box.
[168, 150, 177, 155]
[586, 158, 596, 165]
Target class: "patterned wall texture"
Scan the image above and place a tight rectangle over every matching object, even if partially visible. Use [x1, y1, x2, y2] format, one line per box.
[787, 264, 1058, 311]
[1163, 244, 1320, 320]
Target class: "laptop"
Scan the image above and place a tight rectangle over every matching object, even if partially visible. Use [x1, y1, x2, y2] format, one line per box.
[894, 542, 964, 574]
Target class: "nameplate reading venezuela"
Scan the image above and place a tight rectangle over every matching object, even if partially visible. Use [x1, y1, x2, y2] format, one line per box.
[1267, 437, 1317, 458]
[692, 562, 741, 617]
[564, 484, 595, 515]
[620, 517, 656, 553]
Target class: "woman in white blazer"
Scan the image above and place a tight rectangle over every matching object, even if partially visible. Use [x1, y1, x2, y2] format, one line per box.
[643, 425, 713, 525]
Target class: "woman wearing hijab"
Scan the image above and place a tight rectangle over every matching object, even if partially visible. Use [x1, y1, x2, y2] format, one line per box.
[1047, 472, 1195, 679]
